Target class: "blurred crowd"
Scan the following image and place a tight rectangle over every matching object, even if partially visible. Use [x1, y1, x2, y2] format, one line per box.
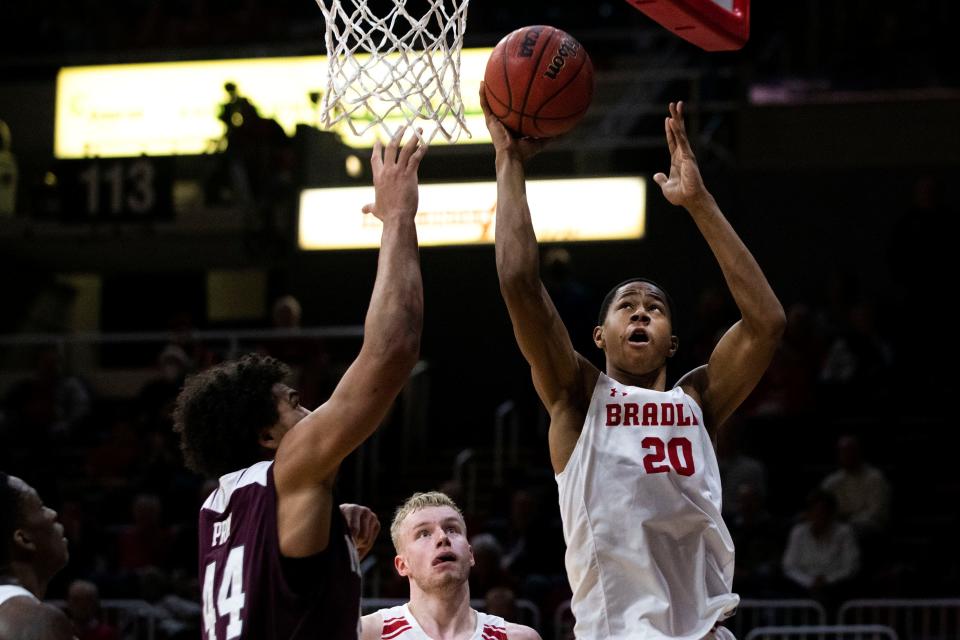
[1, 3, 957, 636]
[1, 264, 954, 638]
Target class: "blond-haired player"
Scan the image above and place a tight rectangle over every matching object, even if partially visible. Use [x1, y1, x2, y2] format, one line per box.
[361, 492, 541, 640]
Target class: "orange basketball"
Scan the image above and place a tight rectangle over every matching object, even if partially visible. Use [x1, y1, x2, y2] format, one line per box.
[483, 25, 594, 138]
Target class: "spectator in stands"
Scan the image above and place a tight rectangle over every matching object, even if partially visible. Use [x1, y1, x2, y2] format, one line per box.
[782, 489, 859, 607]
[65, 579, 118, 640]
[3, 345, 91, 444]
[717, 418, 767, 520]
[85, 413, 142, 481]
[116, 494, 175, 572]
[469, 533, 515, 597]
[54, 499, 107, 592]
[261, 295, 332, 409]
[0, 119, 17, 217]
[728, 483, 782, 597]
[819, 300, 894, 406]
[821, 435, 890, 538]
[485, 585, 521, 622]
[499, 487, 566, 615]
[137, 566, 201, 640]
[0, 472, 73, 639]
[137, 345, 191, 434]
[741, 302, 824, 417]
[541, 248, 594, 358]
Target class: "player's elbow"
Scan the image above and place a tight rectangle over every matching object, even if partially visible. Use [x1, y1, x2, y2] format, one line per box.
[369, 326, 421, 371]
[748, 300, 786, 344]
[496, 245, 540, 286]
[497, 266, 540, 300]
[764, 301, 787, 341]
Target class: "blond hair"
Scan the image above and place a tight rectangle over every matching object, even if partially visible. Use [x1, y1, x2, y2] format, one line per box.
[390, 491, 465, 552]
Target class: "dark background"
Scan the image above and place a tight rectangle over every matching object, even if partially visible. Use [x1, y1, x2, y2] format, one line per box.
[1, 1, 957, 637]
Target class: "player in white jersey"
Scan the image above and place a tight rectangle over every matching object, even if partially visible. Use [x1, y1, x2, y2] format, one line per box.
[361, 492, 541, 640]
[481, 92, 785, 639]
[0, 472, 74, 640]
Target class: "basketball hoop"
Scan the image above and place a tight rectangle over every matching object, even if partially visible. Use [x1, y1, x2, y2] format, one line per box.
[314, 0, 472, 143]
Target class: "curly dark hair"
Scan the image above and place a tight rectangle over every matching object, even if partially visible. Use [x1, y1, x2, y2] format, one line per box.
[173, 353, 291, 478]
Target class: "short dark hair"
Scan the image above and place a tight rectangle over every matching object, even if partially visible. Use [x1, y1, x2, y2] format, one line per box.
[597, 278, 676, 327]
[0, 472, 22, 569]
[173, 354, 291, 478]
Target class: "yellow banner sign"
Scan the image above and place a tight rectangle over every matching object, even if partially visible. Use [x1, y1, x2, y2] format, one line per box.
[55, 51, 493, 158]
[298, 177, 646, 249]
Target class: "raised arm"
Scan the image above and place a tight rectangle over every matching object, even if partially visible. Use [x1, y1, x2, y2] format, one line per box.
[661, 102, 785, 432]
[481, 86, 596, 472]
[273, 128, 425, 555]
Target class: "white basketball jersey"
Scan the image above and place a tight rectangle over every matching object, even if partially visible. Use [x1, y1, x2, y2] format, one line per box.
[375, 604, 508, 640]
[0, 585, 37, 606]
[556, 373, 738, 640]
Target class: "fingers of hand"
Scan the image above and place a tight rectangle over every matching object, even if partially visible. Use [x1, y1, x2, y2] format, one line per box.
[399, 127, 424, 167]
[479, 82, 492, 116]
[385, 126, 405, 164]
[370, 140, 384, 173]
[362, 203, 374, 214]
[411, 138, 429, 165]
[365, 516, 380, 541]
[665, 117, 677, 154]
[653, 172, 668, 186]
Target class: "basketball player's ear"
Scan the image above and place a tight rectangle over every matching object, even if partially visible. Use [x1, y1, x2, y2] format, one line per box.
[468, 544, 476, 568]
[13, 528, 35, 552]
[394, 554, 410, 577]
[593, 325, 605, 350]
[258, 424, 282, 452]
[668, 335, 679, 358]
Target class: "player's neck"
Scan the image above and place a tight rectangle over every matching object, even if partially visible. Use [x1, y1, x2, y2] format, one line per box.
[4, 563, 45, 599]
[408, 582, 474, 639]
[605, 364, 667, 390]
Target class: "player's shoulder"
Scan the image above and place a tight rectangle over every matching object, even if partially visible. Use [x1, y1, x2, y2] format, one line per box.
[359, 610, 384, 640]
[202, 460, 273, 513]
[574, 353, 602, 403]
[0, 598, 73, 640]
[505, 621, 543, 640]
[674, 364, 708, 405]
[359, 611, 383, 640]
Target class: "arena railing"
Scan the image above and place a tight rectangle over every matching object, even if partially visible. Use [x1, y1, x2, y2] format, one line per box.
[838, 599, 960, 640]
[554, 599, 827, 640]
[744, 625, 898, 640]
[728, 599, 829, 638]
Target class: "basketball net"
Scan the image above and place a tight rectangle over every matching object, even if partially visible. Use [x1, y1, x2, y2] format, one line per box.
[314, 0, 471, 143]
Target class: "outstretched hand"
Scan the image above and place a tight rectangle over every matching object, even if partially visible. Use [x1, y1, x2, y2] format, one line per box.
[363, 127, 428, 221]
[653, 101, 712, 209]
[480, 82, 547, 164]
[340, 503, 380, 561]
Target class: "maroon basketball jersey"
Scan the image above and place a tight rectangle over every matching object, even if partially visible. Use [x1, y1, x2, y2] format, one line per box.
[198, 461, 362, 640]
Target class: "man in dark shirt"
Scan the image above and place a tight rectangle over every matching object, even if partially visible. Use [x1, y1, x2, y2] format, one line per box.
[0, 472, 74, 640]
[174, 128, 427, 640]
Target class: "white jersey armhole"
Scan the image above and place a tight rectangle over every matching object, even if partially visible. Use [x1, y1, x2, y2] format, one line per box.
[555, 372, 610, 481]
